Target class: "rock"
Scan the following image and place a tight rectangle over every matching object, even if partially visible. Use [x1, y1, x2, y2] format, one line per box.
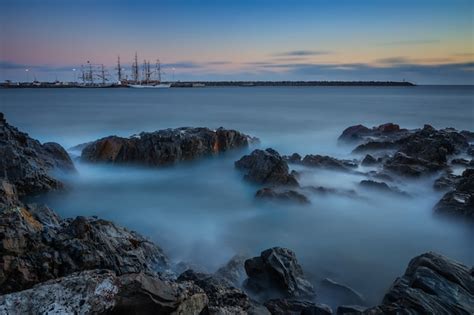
[301, 155, 357, 171]
[264, 299, 333, 315]
[451, 158, 472, 166]
[178, 269, 269, 314]
[0, 205, 169, 294]
[383, 152, 444, 177]
[433, 172, 460, 191]
[81, 127, 253, 166]
[336, 305, 366, 314]
[361, 154, 377, 166]
[359, 180, 408, 197]
[256, 187, 310, 204]
[434, 168, 474, 218]
[460, 130, 474, 142]
[0, 269, 208, 315]
[363, 252, 474, 314]
[304, 186, 358, 198]
[235, 149, 298, 186]
[0, 113, 75, 198]
[0, 180, 18, 208]
[467, 145, 474, 157]
[244, 247, 315, 299]
[284, 153, 302, 163]
[338, 123, 407, 144]
[320, 278, 365, 306]
[214, 255, 247, 288]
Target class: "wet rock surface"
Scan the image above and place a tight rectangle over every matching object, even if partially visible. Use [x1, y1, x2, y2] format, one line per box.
[363, 252, 474, 314]
[244, 247, 316, 300]
[320, 278, 365, 306]
[338, 123, 408, 144]
[0, 113, 74, 199]
[435, 168, 474, 218]
[359, 180, 408, 197]
[235, 148, 299, 186]
[300, 155, 357, 172]
[0, 204, 169, 294]
[81, 127, 254, 166]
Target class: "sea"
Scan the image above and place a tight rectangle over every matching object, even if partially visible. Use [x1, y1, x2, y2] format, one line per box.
[1, 85, 473, 307]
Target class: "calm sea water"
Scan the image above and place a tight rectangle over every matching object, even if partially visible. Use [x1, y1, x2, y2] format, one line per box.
[1, 86, 473, 307]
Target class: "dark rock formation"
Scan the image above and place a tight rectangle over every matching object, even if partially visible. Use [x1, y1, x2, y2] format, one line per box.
[338, 123, 407, 144]
[81, 127, 254, 166]
[301, 155, 357, 172]
[361, 154, 377, 166]
[0, 269, 209, 314]
[433, 172, 460, 191]
[435, 168, 474, 218]
[359, 180, 408, 197]
[320, 278, 365, 306]
[178, 269, 270, 314]
[0, 205, 169, 294]
[235, 149, 298, 186]
[451, 158, 473, 167]
[336, 305, 366, 314]
[244, 247, 315, 299]
[284, 153, 303, 163]
[264, 298, 332, 315]
[256, 187, 310, 204]
[364, 252, 474, 314]
[0, 113, 74, 198]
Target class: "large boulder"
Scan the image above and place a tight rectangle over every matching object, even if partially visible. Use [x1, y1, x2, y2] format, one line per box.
[235, 149, 298, 186]
[435, 168, 474, 218]
[0, 205, 169, 294]
[81, 127, 253, 166]
[364, 252, 474, 314]
[244, 247, 315, 299]
[0, 269, 208, 315]
[0, 113, 75, 198]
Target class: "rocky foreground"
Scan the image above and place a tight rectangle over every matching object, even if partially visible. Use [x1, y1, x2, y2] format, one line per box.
[1, 113, 473, 314]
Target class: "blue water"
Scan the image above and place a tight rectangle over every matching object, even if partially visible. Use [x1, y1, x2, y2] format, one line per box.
[1, 86, 473, 307]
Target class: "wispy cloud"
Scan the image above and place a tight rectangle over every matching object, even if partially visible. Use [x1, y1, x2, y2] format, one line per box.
[272, 50, 334, 57]
[379, 39, 440, 46]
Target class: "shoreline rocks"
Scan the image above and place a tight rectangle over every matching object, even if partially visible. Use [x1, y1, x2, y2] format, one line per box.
[81, 127, 255, 166]
[435, 168, 474, 218]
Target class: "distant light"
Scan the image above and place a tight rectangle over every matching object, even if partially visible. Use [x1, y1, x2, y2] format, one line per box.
[25, 69, 29, 72]
[72, 68, 76, 71]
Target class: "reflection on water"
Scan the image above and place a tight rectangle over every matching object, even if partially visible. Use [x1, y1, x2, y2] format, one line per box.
[3, 86, 474, 307]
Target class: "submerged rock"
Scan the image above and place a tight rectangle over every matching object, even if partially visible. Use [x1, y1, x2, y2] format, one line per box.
[235, 148, 298, 186]
[81, 127, 254, 166]
[320, 278, 365, 306]
[361, 154, 377, 166]
[338, 123, 407, 144]
[0, 205, 169, 294]
[301, 154, 357, 172]
[256, 187, 310, 204]
[0, 269, 208, 315]
[359, 180, 408, 197]
[264, 298, 332, 315]
[336, 305, 366, 314]
[434, 168, 474, 218]
[0, 113, 74, 199]
[364, 252, 474, 314]
[214, 254, 248, 288]
[244, 247, 315, 300]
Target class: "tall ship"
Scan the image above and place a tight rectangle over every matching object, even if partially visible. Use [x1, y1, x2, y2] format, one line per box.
[125, 53, 171, 88]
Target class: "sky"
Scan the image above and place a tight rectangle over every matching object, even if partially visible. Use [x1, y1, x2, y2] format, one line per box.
[0, 0, 473, 84]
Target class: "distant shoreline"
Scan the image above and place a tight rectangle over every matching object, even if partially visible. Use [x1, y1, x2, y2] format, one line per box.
[0, 80, 415, 88]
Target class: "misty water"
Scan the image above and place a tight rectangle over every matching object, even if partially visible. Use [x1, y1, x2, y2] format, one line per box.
[1, 86, 473, 307]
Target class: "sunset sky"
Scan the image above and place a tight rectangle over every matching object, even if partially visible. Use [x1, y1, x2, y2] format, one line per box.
[1, 0, 473, 84]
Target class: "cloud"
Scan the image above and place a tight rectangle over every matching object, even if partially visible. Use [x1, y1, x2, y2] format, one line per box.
[272, 50, 334, 57]
[163, 61, 202, 69]
[379, 39, 440, 46]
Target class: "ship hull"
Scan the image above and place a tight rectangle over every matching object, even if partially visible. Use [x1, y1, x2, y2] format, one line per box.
[128, 84, 171, 89]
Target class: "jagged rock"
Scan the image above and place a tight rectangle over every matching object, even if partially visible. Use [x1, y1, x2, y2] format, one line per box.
[460, 130, 474, 141]
[336, 305, 366, 314]
[264, 299, 332, 315]
[361, 154, 377, 166]
[284, 153, 303, 163]
[451, 158, 472, 166]
[0, 113, 75, 198]
[320, 278, 365, 306]
[435, 168, 474, 218]
[352, 141, 397, 154]
[81, 127, 253, 166]
[235, 149, 298, 186]
[384, 152, 444, 177]
[256, 187, 310, 204]
[339, 123, 407, 144]
[0, 205, 169, 294]
[0, 180, 18, 208]
[214, 255, 247, 288]
[433, 172, 460, 191]
[363, 252, 474, 314]
[178, 269, 269, 314]
[467, 145, 474, 157]
[244, 247, 315, 300]
[359, 180, 408, 197]
[0, 269, 208, 315]
[301, 155, 357, 171]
